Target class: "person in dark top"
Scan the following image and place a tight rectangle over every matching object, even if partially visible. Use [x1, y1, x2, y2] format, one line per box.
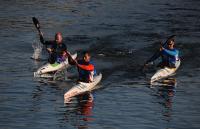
[68, 51, 97, 83]
[39, 32, 67, 64]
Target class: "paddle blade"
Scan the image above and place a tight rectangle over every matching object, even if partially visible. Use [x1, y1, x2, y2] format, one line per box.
[168, 35, 176, 39]
[32, 17, 40, 29]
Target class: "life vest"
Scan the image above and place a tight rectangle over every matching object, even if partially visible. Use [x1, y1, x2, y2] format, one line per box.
[77, 60, 96, 82]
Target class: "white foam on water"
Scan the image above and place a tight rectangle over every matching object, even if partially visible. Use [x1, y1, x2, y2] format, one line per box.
[32, 40, 43, 60]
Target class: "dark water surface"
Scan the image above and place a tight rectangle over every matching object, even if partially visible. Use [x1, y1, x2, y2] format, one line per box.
[1, 0, 200, 129]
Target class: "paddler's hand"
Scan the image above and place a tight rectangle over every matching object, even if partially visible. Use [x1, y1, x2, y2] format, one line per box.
[39, 31, 43, 36]
[160, 46, 164, 51]
[74, 60, 78, 66]
[65, 51, 78, 65]
[47, 48, 53, 52]
[145, 61, 153, 66]
[144, 61, 150, 66]
[62, 51, 67, 58]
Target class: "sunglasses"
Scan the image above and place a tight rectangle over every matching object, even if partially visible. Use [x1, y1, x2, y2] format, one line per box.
[168, 44, 173, 46]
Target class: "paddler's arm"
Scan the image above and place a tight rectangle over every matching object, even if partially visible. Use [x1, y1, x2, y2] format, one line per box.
[77, 64, 94, 71]
[39, 32, 53, 45]
[145, 44, 164, 66]
[62, 43, 67, 52]
[145, 51, 161, 65]
[162, 48, 179, 56]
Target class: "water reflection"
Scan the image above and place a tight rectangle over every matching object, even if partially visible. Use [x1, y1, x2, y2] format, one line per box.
[158, 85, 176, 122]
[63, 93, 94, 129]
[151, 78, 177, 122]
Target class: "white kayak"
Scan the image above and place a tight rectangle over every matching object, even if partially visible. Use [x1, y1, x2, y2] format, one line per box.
[64, 73, 102, 103]
[150, 60, 181, 83]
[34, 53, 77, 77]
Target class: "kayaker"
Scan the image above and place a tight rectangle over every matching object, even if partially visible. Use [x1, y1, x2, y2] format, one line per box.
[68, 51, 97, 83]
[39, 32, 67, 64]
[145, 39, 180, 68]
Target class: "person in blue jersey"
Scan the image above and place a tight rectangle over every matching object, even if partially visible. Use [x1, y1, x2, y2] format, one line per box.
[68, 51, 97, 83]
[146, 39, 180, 68]
[39, 32, 67, 64]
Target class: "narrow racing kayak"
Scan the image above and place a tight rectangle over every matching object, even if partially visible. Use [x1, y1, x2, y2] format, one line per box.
[150, 60, 181, 83]
[64, 73, 102, 103]
[34, 53, 77, 78]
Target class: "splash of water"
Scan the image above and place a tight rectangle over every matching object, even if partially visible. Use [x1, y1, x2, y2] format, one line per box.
[31, 40, 43, 60]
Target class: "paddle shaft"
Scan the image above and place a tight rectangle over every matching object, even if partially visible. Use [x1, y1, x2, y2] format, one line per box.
[66, 51, 78, 66]
[32, 17, 45, 42]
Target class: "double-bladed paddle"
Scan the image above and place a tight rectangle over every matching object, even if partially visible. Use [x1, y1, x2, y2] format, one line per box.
[142, 35, 176, 71]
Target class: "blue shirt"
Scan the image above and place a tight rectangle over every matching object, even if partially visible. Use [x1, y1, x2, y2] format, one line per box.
[161, 48, 179, 67]
[148, 48, 180, 68]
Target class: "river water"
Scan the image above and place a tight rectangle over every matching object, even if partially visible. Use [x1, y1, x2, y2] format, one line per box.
[0, 0, 200, 129]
